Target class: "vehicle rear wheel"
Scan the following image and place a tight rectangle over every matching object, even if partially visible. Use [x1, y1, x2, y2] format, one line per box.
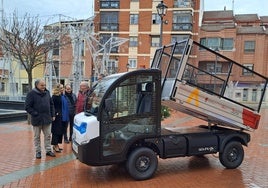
[126, 147, 158, 180]
[219, 141, 244, 169]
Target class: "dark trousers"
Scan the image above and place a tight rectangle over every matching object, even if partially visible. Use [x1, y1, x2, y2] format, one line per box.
[69, 114, 75, 140]
[63, 114, 75, 140]
[62, 121, 69, 141]
[51, 133, 63, 145]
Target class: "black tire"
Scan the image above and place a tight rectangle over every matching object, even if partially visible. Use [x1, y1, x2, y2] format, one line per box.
[219, 141, 244, 169]
[126, 147, 158, 180]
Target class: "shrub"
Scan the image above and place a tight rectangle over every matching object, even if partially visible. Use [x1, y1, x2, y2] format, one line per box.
[161, 106, 170, 120]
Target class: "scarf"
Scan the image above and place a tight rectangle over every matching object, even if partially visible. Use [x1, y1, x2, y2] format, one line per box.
[61, 95, 69, 122]
[65, 92, 75, 105]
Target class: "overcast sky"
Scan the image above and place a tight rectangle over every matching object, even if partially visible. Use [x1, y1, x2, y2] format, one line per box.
[3, 0, 94, 24]
[2, 0, 267, 24]
[204, 0, 267, 16]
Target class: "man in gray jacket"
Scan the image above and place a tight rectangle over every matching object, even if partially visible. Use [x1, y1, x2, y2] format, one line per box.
[25, 79, 56, 159]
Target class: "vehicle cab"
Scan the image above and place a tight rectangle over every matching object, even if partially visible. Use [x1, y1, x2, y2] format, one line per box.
[72, 69, 162, 166]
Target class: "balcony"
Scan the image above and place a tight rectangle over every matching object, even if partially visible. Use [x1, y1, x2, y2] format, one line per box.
[100, 1, 120, 9]
[174, 1, 193, 8]
[100, 23, 119, 31]
[172, 23, 192, 31]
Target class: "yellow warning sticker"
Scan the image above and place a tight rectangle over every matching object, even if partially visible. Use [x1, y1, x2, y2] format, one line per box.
[186, 88, 199, 107]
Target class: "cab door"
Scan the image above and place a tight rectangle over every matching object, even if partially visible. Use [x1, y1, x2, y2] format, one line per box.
[98, 69, 161, 161]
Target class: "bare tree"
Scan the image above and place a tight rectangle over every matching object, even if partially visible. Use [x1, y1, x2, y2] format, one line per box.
[0, 11, 64, 91]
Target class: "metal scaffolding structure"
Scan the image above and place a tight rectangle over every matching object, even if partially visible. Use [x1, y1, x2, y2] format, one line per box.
[86, 32, 128, 80]
[1, 13, 128, 97]
[45, 17, 128, 94]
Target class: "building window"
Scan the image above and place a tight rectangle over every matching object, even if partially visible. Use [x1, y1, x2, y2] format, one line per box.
[128, 59, 137, 68]
[100, 1, 120, 9]
[235, 92, 241, 98]
[100, 12, 119, 31]
[152, 13, 161, 24]
[107, 60, 118, 74]
[151, 36, 160, 47]
[171, 35, 189, 54]
[0, 82, 5, 92]
[171, 34, 189, 43]
[100, 34, 119, 53]
[81, 61, 85, 76]
[52, 40, 59, 55]
[243, 88, 248, 101]
[207, 38, 220, 50]
[172, 11, 192, 31]
[242, 64, 253, 75]
[206, 62, 222, 73]
[205, 63, 212, 73]
[174, 0, 192, 8]
[129, 36, 138, 47]
[244, 41, 255, 53]
[53, 61, 59, 77]
[222, 38, 233, 50]
[130, 14, 139, 25]
[200, 37, 234, 51]
[22, 84, 29, 95]
[252, 89, 257, 102]
[80, 40, 85, 56]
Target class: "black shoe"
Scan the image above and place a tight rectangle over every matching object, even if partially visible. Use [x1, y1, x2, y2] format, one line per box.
[64, 140, 70, 144]
[36, 152, 41, 159]
[53, 146, 61, 153]
[69, 137, 72, 142]
[46, 151, 56, 157]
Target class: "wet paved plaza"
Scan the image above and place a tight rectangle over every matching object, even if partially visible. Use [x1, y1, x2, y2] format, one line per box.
[0, 108, 267, 188]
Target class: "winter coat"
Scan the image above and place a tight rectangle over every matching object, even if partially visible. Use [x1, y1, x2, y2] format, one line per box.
[25, 88, 55, 126]
[65, 92, 77, 115]
[51, 94, 64, 135]
[61, 95, 69, 122]
[76, 90, 88, 113]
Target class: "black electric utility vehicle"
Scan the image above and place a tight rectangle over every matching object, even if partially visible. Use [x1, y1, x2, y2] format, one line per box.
[72, 39, 268, 180]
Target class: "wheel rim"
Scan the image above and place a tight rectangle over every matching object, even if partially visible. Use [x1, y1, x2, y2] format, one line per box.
[227, 148, 238, 162]
[135, 156, 150, 172]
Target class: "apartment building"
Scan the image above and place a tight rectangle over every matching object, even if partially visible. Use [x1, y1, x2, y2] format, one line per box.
[94, 0, 201, 72]
[199, 10, 268, 103]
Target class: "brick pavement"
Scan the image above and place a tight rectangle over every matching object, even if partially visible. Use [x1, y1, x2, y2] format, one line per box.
[0, 108, 267, 188]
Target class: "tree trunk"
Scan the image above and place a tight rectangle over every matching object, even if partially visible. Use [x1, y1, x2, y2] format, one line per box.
[27, 70, 33, 125]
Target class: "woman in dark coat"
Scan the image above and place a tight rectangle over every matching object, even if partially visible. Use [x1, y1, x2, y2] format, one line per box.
[51, 84, 64, 152]
[64, 84, 77, 142]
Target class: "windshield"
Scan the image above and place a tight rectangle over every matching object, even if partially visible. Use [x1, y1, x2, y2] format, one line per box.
[84, 73, 125, 115]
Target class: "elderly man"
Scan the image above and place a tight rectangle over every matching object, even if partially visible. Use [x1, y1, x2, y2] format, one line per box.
[25, 79, 56, 159]
[76, 81, 90, 114]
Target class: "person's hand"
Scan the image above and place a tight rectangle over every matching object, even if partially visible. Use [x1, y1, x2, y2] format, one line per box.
[52, 117, 55, 121]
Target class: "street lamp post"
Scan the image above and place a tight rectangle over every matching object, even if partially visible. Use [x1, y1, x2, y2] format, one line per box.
[156, 1, 168, 47]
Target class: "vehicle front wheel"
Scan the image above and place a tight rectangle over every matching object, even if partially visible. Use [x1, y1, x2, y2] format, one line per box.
[219, 141, 244, 169]
[126, 147, 158, 180]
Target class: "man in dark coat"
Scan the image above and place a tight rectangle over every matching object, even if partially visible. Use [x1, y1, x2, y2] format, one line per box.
[25, 79, 56, 159]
